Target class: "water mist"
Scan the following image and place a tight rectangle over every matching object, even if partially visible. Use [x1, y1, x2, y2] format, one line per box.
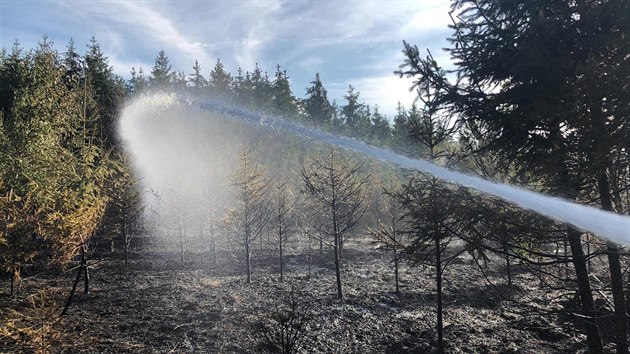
[119, 92, 630, 247]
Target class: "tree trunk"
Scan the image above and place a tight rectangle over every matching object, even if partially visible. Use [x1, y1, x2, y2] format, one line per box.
[82, 245, 89, 295]
[279, 237, 284, 282]
[586, 236, 591, 272]
[179, 220, 185, 264]
[606, 243, 628, 354]
[246, 237, 251, 284]
[568, 227, 603, 353]
[61, 263, 83, 316]
[307, 231, 312, 280]
[555, 155, 603, 354]
[503, 236, 512, 287]
[123, 229, 129, 266]
[210, 236, 217, 265]
[333, 236, 343, 299]
[339, 235, 344, 259]
[563, 239, 569, 279]
[10, 235, 16, 297]
[597, 169, 628, 354]
[435, 230, 443, 354]
[394, 247, 400, 296]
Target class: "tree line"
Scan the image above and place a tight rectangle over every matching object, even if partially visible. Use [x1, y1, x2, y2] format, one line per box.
[1, 1, 629, 353]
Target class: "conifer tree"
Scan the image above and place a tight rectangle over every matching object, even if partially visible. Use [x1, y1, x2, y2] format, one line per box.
[369, 179, 406, 295]
[106, 154, 145, 266]
[62, 39, 82, 85]
[150, 49, 173, 89]
[128, 67, 148, 94]
[188, 59, 207, 92]
[301, 148, 370, 299]
[271, 180, 295, 282]
[240, 64, 272, 112]
[368, 105, 391, 144]
[227, 142, 268, 283]
[84, 37, 126, 147]
[396, 1, 629, 351]
[0, 39, 111, 302]
[341, 84, 369, 137]
[304, 73, 333, 128]
[208, 58, 233, 102]
[172, 70, 187, 91]
[271, 65, 300, 119]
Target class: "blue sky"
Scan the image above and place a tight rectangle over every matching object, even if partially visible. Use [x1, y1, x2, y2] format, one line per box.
[1, 0, 453, 116]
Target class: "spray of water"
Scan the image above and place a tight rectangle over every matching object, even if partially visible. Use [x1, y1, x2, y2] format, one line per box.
[119, 92, 630, 246]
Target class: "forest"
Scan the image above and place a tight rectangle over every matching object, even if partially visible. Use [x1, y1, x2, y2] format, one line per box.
[1, 1, 629, 353]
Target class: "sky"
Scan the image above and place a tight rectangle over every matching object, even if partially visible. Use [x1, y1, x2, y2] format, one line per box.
[0, 0, 454, 117]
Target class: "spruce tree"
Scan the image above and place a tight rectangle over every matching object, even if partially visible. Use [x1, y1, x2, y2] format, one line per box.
[208, 58, 233, 102]
[341, 84, 368, 137]
[227, 142, 268, 284]
[188, 59, 207, 92]
[150, 49, 173, 89]
[84, 37, 126, 148]
[271, 65, 300, 119]
[301, 148, 370, 299]
[304, 73, 333, 127]
[396, 1, 630, 351]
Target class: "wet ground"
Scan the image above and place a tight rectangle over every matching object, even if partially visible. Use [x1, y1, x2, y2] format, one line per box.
[0, 237, 599, 353]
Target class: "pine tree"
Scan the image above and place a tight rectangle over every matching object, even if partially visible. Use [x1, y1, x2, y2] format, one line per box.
[395, 1, 630, 351]
[84, 37, 126, 148]
[369, 179, 406, 295]
[208, 58, 233, 102]
[105, 153, 145, 266]
[0, 39, 111, 302]
[150, 49, 173, 89]
[368, 105, 391, 144]
[172, 70, 187, 91]
[227, 142, 268, 283]
[398, 176, 470, 354]
[271, 179, 295, 282]
[62, 39, 82, 85]
[128, 67, 148, 94]
[188, 59, 207, 92]
[301, 148, 370, 299]
[341, 84, 368, 137]
[253, 64, 271, 109]
[271, 65, 300, 119]
[304, 73, 333, 128]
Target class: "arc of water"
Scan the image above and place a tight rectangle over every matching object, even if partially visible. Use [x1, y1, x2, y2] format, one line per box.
[184, 96, 630, 246]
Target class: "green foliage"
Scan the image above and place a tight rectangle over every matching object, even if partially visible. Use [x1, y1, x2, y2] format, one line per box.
[188, 60, 207, 92]
[128, 67, 148, 94]
[271, 65, 300, 119]
[303, 73, 333, 128]
[84, 37, 126, 148]
[150, 50, 173, 89]
[341, 84, 370, 137]
[102, 153, 146, 263]
[0, 38, 113, 289]
[208, 59, 233, 102]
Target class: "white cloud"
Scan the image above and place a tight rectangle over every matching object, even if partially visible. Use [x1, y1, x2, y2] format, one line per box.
[329, 75, 418, 117]
[17, 0, 454, 113]
[107, 55, 152, 78]
[399, 2, 453, 36]
[63, 0, 212, 67]
[298, 56, 325, 73]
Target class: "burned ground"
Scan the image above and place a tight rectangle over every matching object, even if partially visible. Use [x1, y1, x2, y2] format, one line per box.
[0, 236, 610, 353]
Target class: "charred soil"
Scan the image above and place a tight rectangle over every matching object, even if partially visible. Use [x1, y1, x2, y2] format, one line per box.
[0, 236, 607, 353]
